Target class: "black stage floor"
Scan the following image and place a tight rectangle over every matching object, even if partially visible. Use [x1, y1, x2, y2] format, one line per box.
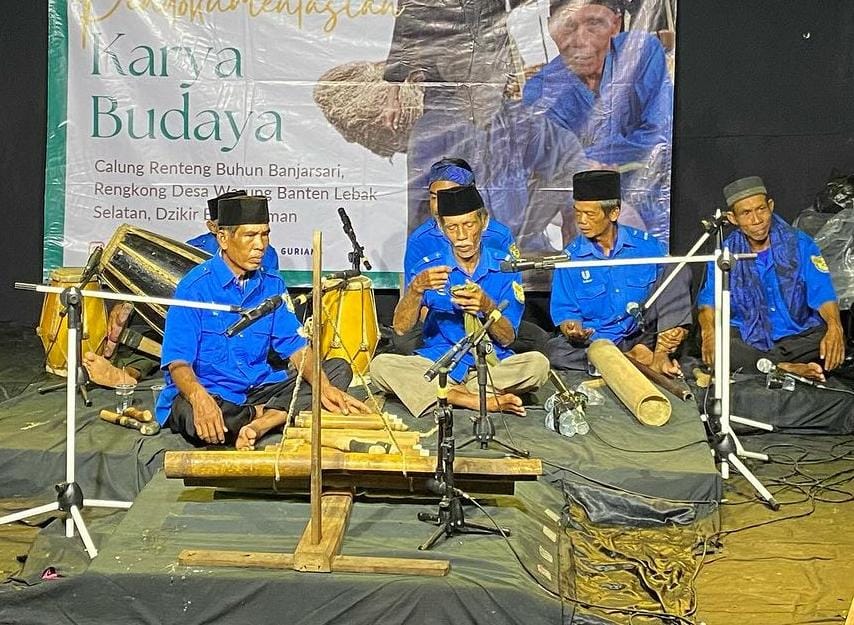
[0, 323, 722, 624]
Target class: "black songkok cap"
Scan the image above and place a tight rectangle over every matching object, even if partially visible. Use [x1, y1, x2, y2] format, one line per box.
[437, 185, 484, 217]
[207, 189, 246, 221]
[217, 195, 269, 226]
[573, 170, 621, 201]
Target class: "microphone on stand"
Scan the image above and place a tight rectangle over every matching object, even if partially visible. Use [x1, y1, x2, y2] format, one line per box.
[423, 300, 509, 381]
[78, 245, 104, 287]
[499, 254, 568, 272]
[756, 358, 821, 387]
[626, 301, 646, 331]
[226, 295, 285, 337]
[338, 207, 372, 271]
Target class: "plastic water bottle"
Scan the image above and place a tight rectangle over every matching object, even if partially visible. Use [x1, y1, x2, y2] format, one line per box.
[544, 394, 578, 437]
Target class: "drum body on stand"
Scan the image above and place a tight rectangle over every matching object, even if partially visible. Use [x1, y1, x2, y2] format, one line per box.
[99, 224, 210, 337]
[37, 267, 108, 376]
[320, 276, 379, 379]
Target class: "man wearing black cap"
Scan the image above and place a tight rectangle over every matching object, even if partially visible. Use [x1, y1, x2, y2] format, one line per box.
[155, 195, 368, 449]
[370, 185, 550, 418]
[697, 176, 845, 381]
[186, 190, 280, 271]
[548, 169, 690, 375]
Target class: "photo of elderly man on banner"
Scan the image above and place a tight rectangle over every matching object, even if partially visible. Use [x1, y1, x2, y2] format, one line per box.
[328, 0, 675, 257]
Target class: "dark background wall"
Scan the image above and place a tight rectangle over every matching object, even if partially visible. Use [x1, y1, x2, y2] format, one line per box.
[2, 2, 853, 325]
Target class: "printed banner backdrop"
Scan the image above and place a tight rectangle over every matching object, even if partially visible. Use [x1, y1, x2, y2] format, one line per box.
[46, 0, 676, 288]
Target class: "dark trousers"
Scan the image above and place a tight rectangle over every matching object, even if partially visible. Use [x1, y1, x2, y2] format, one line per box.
[168, 358, 352, 446]
[547, 264, 693, 371]
[729, 325, 824, 374]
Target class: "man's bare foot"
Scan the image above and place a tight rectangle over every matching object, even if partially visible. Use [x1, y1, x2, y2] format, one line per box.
[448, 388, 527, 416]
[778, 361, 826, 382]
[486, 393, 526, 416]
[236, 424, 259, 450]
[626, 343, 654, 366]
[235, 407, 289, 450]
[83, 351, 136, 388]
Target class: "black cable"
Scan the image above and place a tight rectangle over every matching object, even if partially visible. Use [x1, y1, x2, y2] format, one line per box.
[584, 421, 708, 454]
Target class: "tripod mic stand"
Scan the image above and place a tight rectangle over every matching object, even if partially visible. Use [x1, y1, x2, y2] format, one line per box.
[708, 245, 779, 510]
[456, 335, 529, 458]
[0, 285, 131, 557]
[0, 282, 237, 557]
[417, 369, 509, 551]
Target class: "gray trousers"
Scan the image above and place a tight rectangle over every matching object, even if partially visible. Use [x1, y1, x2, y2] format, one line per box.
[370, 352, 550, 418]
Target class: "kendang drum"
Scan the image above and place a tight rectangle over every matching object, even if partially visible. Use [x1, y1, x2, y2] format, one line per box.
[36, 267, 108, 376]
[320, 275, 379, 378]
[99, 224, 210, 336]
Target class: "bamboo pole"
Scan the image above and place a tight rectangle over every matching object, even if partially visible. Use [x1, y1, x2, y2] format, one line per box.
[310, 230, 323, 544]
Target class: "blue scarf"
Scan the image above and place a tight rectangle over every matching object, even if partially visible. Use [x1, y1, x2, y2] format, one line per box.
[728, 214, 810, 350]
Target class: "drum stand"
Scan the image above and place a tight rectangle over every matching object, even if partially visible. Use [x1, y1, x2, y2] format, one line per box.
[0, 286, 131, 557]
[2, 282, 237, 558]
[417, 369, 509, 551]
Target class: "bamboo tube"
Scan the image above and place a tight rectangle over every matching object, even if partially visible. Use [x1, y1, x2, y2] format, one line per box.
[587, 339, 671, 426]
[285, 428, 421, 446]
[293, 411, 408, 431]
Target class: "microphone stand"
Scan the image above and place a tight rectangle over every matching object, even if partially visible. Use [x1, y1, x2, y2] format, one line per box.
[456, 335, 530, 458]
[417, 368, 509, 551]
[38, 248, 105, 403]
[1, 282, 235, 558]
[708, 233, 780, 510]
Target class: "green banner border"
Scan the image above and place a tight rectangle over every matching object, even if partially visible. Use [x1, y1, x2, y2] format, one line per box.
[43, 0, 69, 279]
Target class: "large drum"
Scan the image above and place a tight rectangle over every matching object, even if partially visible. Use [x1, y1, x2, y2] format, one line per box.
[319, 276, 379, 378]
[99, 224, 211, 336]
[36, 267, 108, 376]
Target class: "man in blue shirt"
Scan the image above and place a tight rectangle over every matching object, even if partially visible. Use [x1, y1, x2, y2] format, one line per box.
[697, 176, 845, 381]
[523, 0, 673, 243]
[371, 185, 550, 418]
[186, 190, 280, 272]
[548, 170, 690, 374]
[156, 195, 368, 449]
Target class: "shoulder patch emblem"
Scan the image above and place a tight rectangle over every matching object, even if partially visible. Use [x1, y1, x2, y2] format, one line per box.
[509, 242, 522, 259]
[811, 255, 829, 273]
[512, 280, 525, 303]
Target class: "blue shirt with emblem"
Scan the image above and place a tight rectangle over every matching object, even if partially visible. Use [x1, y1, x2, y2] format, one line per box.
[154, 254, 306, 425]
[186, 231, 280, 272]
[697, 232, 836, 342]
[551, 226, 664, 344]
[413, 246, 524, 382]
[403, 217, 515, 287]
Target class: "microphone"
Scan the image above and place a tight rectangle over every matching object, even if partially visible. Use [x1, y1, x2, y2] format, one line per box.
[626, 301, 646, 331]
[500, 254, 568, 272]
[78, 245, 104, 286]
[292, 269, 361, 306]
[423, 300, 509, 381]
[756, 358, 819, 387]
[339, 207, 372, 271]
[338, 206, 353, 233]
[226, 295, 287, 337]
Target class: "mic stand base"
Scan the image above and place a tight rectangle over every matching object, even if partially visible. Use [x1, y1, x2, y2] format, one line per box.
[456, 417, 530, 458]
[709, 432, 780, 510]
[417, 502, 508, 551]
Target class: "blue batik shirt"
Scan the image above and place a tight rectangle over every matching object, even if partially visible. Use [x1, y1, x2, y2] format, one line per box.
[186, 231, 280, 272]
[551, 226, 664, 344]
[404, 217, 515, 287]
[697, 232, 837, 345]
[413, 246, 525, 382]
[155, 254, 307, 425]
